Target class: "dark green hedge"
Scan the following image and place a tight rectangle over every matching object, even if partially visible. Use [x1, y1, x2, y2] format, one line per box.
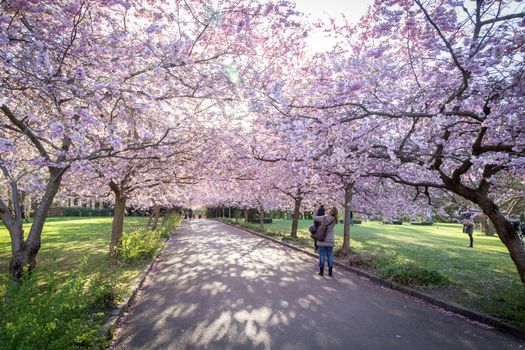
[248, 217, 273, 224]
[338, 219, 362, 224]
[63, 207, 113, 216]
[384, 220, 403, 225]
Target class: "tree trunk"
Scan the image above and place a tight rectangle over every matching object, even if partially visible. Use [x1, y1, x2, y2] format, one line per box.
[291, 197, 302, 238]
[221, 206, 225, 218]
[162, 207, 174, 225]
[150, 204, 161, 230]
[259, 205, 264, 229]
[110, 194, 127, 255]
[8, 169, 64, 280]
[446, 180, 525, 284]
[341, 183, 354, 257]
[162, 208, 169, 225]
[244, 208, 248, 222]
[147, 210, 154, 228]
[480, 215, 496, 236]
[8, 224, 28, 280]
[477, 196, 525, 284]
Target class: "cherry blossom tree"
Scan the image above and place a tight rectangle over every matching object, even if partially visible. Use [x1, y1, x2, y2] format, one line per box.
[0, 0, 307, 280]
[271, 0, 525, 282]
[0, 0, 162, 279]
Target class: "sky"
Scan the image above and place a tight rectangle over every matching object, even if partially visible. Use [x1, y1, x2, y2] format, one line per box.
[291, 0, 375, 51]
[292, 0, 373, 23]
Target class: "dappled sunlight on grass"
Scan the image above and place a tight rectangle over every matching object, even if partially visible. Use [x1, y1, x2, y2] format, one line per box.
[0, 216, 149, 298]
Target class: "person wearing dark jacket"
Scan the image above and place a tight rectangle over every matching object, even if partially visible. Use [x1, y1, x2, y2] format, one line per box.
[313, 204, 325, 252]
[312, 206, 338, 277]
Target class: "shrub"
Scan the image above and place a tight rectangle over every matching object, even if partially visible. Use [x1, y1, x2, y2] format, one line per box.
[432, 215, 454, 223]
[89, 276, 119, 310]
[282, 235, 298, 242]
[119, 228, 164, 264]
[0, 266, 113, 349]
[377, 264, 450, 287]
[347, 253, 450, 287]
[410, 222, 433, 226]
[348, 253, 377, 266]
[155, 214, 181, 239]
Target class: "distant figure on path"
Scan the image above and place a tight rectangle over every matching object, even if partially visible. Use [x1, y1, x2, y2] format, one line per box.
[188, 208, 193, 220]
[312, 206, 338, 277]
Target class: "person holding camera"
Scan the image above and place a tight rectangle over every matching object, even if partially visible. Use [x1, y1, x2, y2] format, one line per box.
[312, 205, 338, 277]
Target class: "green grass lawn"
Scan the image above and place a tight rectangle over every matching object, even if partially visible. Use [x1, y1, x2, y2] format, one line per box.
[0, 216, 148, 298]
[224, 218, 525, 330]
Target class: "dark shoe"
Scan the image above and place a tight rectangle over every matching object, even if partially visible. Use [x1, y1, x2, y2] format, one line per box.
[319, 267, 324, 276]
[328, 268, 333, 277]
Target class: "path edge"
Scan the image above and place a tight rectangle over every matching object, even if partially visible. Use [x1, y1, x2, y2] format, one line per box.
[218, 219, 525, 341]
[99, 230, 175, 339]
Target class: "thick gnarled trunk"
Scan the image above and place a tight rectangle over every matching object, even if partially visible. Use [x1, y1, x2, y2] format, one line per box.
[150, 204, 161, 230]
[9, 241, 40, 280]
[449, 180, 525, 284]
[259, 205, 264, 229]
[341, 183, 353, 257]
[7, 169, 64, 280]
[478, 197, 525, 284]
[109, 181, 128, 255]
[291, 197, 302, 238]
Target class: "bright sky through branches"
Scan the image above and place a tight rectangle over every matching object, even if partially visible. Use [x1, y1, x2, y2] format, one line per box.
[292, 0, 374, 51]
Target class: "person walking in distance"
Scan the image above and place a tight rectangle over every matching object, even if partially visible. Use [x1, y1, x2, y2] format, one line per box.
[188, 208, 193, 220]
[312, 206, 338, 277]
[462, 215, 474, 248]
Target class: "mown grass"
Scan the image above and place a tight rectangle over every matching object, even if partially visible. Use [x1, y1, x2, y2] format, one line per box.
[0, 216, 148, 299]
[0, 215, 180, 349]
[223, 218, 525, 330]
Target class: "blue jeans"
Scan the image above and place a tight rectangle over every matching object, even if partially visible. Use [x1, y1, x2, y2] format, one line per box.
[318, 246, 334, 269]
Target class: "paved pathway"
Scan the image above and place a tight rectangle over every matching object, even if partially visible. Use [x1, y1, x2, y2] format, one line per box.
[112, 220, 524, 349]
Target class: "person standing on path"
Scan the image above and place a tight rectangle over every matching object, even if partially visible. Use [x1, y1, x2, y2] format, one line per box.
[312, 206, 338, 277]
[188, 208, 193, 220]
[312, 204, 325, 252]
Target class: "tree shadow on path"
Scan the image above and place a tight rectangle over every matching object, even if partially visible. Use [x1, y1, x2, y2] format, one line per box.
[112, 220, 523, 350]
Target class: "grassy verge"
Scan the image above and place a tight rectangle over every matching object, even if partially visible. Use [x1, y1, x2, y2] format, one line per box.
[0, 215, 179, 349]
[220, 217, 525, 330]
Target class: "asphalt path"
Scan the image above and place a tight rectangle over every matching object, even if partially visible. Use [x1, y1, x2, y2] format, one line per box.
[112, 219, 524, 350]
